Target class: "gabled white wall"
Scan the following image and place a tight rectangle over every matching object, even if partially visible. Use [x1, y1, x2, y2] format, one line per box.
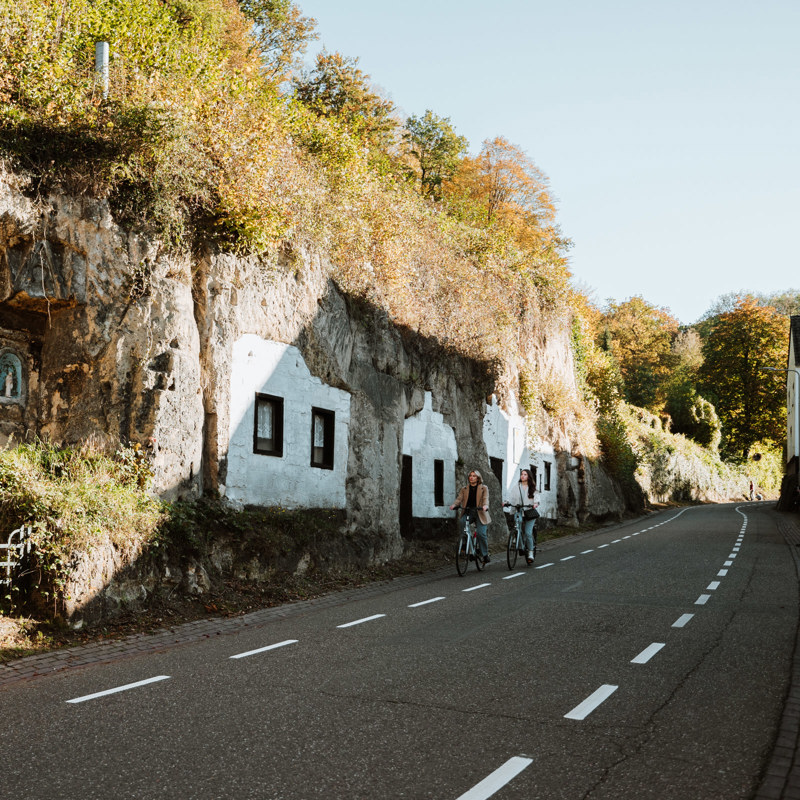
[482, 396, 558, 519]
[788, 333, 799, 465]
[226, 336, 351, 508]
[402, 392, 457, 518]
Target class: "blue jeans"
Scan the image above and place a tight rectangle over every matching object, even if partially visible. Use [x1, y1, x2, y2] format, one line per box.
[522, 518, 536, 552]
[464, 510, 489, 558]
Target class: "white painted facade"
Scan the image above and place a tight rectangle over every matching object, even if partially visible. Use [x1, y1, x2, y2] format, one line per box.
[787, 323, 800, 467]
[402, 392, 458, 518]
[482, 396, 558, 520]
[225, 336, 351, 508]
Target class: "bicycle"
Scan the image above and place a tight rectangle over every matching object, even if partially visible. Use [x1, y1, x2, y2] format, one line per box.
[455, 509, 485, 576]
[503, 502, 537, 569]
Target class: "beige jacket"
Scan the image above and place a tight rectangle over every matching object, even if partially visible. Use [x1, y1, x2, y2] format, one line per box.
[453, 484, 492, 525]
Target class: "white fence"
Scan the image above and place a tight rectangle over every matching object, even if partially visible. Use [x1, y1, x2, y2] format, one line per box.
[0, 525, 31, 588]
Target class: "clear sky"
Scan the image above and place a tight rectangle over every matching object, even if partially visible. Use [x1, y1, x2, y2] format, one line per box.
[295, 0, 798, 325]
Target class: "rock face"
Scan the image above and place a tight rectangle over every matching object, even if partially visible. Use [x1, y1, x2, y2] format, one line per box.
[0, 172, 632, 624]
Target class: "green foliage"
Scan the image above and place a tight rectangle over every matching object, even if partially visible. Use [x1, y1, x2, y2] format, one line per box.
[698, 297, 789, 460]
[293, 50, 398, 152]
[0, 440, 162, 613]
[403, 110, 468, 200]
[664, 385, 721, 450]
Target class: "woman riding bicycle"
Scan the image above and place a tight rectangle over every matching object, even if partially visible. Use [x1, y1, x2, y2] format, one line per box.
[450, 469, 492, 564]
[504, 468, 539, 564]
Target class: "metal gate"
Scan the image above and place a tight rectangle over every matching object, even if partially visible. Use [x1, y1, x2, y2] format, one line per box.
[0, 525, 32, 588]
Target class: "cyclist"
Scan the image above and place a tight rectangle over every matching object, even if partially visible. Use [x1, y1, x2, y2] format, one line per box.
[504, 468, 539, 564]
[450, 469, 492, 564]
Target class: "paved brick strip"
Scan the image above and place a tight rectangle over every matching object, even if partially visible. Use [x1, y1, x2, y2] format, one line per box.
[754, 512, 800, 800]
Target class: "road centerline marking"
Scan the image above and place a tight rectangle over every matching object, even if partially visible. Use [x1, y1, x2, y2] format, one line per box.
[581, 549, 595, 554]
[408, 597, 445, 608]
[672, 613, 694, 628]
[463, 583, 491, 592]
[631, 642, 665, 664]
[337, 614, 386, 628]
[695, 594, 711, 605]
[565, 685, 618, 720]
[717, 569, 728, 577]
[230, 640, 298, 659]
[455, 756, 534, 800]
[707, 581, 721, 590]
[561, 556, 576, 561]
[66, 675, 170, 704]
[536, 563, 554, 569]
[503, 572, 526, 580]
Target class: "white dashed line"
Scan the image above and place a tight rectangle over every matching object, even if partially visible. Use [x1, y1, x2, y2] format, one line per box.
[717, 569, 728, 577]
[672, 613, 694, 628]
[565, 685, 618, 720]
[536, 563, 554, 569]
[67, 676, 170, 704]
[707, 581, 721, 591]
[230, 640, 298, 659]
[598, 544, 610, 549]
[455, 756, 534, 800]
[724, 560, 733, 566]
[695, 594, 711, 605]
[408, 597, 445, 608]
[581, 549, 594, 554]
[561, 556, 576, 562]
[612, 539, 622, 543]
[463, 583, 491, 592]
[337, 614, 386, 628]
[503, 572, 526, 580]
[631, 643, 665, 664]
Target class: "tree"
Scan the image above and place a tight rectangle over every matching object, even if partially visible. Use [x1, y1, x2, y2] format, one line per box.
[239, 0, 317, 83]
[292, 50, 397, 151]
[698, 297, 789, 460]
[599, 296, 679, 410]
[403, 110, 468, 200]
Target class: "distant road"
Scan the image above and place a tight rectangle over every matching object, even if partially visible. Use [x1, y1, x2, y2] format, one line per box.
[0, 502, 795, 799]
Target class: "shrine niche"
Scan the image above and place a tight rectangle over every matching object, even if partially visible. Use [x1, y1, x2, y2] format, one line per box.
[0, 351, 24, 404]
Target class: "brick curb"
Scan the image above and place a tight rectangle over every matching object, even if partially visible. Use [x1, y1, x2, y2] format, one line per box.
[754, 510, 800, 800]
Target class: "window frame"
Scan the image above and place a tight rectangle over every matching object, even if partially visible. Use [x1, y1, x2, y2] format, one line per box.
[544, 461, 552, 491]
[253, 393, 284, 457]
[310, 406, 336, 470]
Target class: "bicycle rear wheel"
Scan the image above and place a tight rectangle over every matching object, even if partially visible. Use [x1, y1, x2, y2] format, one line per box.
[455, 533, 470, 576]
[506, 532, 518, 569]
[474, 535, 485, 571]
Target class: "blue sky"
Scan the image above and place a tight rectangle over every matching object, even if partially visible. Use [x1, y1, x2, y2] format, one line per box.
[296, 0, 798, 325]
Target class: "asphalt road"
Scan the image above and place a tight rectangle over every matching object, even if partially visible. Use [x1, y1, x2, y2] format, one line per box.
[0, 502, 796, 800]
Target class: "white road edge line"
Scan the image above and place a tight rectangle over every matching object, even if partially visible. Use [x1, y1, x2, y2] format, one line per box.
[565, 685, 618, 720]
[672, 613, 694, 628]
[408, 597, 446, 608]
[230, 640, 298, 659]
[463, 583, 491, 592]
[455, 756, 534, 800]
[337, 614, 386, 628]
[66, 675, 170, 704]
[631, 642, 666, 664]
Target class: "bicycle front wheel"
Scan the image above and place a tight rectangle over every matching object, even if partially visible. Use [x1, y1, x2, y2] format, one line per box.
[507, 532, 518, 569]
[455, 533, 470, 576]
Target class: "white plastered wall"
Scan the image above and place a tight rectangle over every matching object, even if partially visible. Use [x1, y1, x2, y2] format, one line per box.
[482, 396, 558, 519]
[225, 335, 351, 508]
[402, 392, 458, 518]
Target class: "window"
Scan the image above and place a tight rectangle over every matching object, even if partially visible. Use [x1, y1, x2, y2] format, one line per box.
[253, 394, 283, 456]
[433, 459, 444, 506]
[530, 464, 538, 490]
[310, 407, 335, 469]
[544, 461, 551, 491]
[489, 457, 504, 488]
